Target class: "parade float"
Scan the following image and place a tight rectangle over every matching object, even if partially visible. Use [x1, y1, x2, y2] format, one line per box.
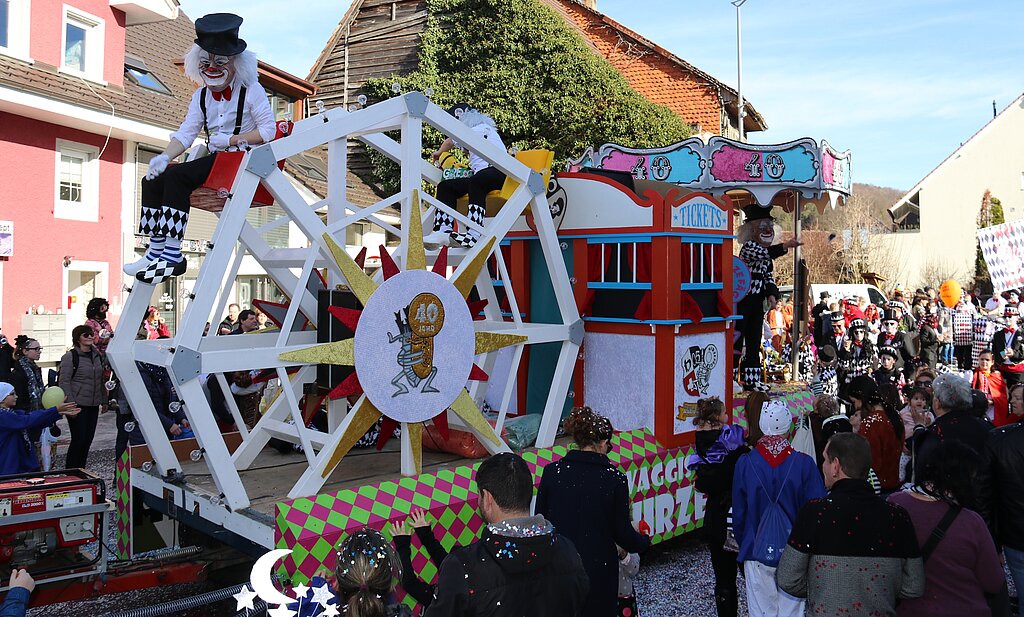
[93, 92, 850, 602]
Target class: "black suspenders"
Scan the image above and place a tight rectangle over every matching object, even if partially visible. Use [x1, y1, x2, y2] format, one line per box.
[198, 86, 249, 148]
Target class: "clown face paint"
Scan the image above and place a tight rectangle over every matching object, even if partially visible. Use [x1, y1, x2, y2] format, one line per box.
[198, 51, 235, 90]
[756, 220, 775, 246]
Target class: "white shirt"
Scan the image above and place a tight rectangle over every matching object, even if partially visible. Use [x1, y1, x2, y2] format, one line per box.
[455, 123, 506, 173]
[170, 81, 277, 152]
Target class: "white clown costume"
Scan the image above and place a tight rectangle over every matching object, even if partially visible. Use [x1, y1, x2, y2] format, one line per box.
[125, 13, 276, 285]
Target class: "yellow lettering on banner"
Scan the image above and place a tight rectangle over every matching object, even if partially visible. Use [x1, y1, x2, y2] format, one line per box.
[651, 462, 664, 488]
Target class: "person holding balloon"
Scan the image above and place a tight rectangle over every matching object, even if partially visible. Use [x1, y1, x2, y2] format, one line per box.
[0, 382, 79, 476]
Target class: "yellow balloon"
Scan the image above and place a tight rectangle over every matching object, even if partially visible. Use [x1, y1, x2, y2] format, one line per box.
[939, 279, 962, 308]
[41, 386, 66, 409]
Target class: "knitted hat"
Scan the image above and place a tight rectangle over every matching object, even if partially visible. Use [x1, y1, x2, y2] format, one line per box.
[759, 400, 792, 436]
[821, 414, 853, 442]
[0, 382, 12, 400]
[878, 346, 899, 360]
[817, 345, 838, 366]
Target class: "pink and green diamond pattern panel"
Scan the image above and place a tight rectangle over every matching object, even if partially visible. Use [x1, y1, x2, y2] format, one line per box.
[276, 427, 696, 583]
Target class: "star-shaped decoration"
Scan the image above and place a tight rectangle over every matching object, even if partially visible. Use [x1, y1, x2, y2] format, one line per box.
[233, 584, 258, 611]
[310, 582, 336, 606]
[320, 603, 341, 617]
[292, 582, 310, 599]
[279, 190, 525, 476]
[267, 603, 297, 617]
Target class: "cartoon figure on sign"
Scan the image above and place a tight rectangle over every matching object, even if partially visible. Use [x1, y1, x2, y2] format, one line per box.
[388, 293, 445, 396]
[681, 344, 719, 397]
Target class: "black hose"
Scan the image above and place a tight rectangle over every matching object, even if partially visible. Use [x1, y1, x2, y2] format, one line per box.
[101, 582, 248, 617]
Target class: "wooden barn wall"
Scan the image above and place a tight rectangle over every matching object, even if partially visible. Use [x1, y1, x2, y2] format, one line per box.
[311, 0, 430, 205]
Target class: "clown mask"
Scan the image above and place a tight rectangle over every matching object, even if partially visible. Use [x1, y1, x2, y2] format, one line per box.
[851, 328, 866, 341]
[755, 220, 775, 246]
[198, 51, 235, 90]
[883, 321, 899, 335]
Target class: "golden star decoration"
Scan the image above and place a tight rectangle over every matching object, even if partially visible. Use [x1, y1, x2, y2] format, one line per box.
[279, 189, 526, 477]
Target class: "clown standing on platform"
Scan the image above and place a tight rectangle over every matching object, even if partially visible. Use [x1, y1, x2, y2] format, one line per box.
[735, 207, 801, 391]
[124, 13, 276, 285]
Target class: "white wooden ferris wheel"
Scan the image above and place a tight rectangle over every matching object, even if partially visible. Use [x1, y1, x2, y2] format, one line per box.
[106, 92, 581, 511]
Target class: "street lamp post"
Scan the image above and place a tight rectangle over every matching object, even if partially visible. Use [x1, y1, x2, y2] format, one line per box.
[732, 0, 747, 142]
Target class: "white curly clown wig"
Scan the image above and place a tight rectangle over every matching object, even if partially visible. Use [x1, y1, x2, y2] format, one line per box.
[183, 44, 258, 88]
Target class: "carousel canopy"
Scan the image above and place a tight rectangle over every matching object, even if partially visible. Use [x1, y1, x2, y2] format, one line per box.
[568, 136, 852, 212]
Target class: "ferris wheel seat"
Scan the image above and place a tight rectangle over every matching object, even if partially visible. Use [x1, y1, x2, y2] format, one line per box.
[455, 149, 554, 217]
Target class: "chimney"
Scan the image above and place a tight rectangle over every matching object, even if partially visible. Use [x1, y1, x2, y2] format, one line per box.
[582, 0, 597, 8]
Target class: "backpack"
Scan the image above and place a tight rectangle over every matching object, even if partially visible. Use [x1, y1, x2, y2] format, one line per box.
[50, 349, 80, 386]
[750, 458, 795, 567]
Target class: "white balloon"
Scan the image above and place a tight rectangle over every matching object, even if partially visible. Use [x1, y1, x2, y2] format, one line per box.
[249, 548, 295, 607]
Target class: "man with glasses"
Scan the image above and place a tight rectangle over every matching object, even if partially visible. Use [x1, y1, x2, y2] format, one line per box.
[993, 305, 1024, 391]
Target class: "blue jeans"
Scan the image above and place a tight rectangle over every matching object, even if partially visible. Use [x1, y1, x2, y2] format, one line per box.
[1004, 546, 1024, 617]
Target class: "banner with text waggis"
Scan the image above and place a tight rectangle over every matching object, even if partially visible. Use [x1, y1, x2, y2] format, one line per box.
[622, 444, 706, 541]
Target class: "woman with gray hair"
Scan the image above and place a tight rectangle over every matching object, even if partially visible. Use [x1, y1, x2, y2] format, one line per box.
[908, 373, 991, 483]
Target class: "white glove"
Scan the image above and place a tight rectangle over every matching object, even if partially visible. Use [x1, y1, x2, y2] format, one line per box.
[209, 133, 232, 151]
[145, 154, 169, 180]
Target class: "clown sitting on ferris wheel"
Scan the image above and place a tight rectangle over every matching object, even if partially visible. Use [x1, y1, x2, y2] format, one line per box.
[124, 13, 277, 285]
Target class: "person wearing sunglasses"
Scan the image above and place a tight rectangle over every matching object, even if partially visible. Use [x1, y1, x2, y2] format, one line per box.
[6, 335, 62, 461]
[57, 325, 108, 469]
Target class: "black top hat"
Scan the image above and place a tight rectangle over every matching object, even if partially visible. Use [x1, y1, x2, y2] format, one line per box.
[742, 205, 774, 222]
[849, 318, 866, 330]
[829, 311, 845, 324]
[194, 13, 247, 56]
[881, 308, 900, 323]
[818, 345, 837, 365]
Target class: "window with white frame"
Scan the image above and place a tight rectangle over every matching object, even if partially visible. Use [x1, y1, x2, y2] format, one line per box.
[54, 140, 99, 222]
[0, 0, 31, 61]
[61, 7, 105, 81]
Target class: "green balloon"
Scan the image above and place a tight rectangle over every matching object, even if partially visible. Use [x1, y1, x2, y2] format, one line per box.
[41, 387, 66, 409]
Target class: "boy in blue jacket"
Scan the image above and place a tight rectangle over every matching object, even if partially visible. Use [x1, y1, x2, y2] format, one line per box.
[732, 399, 825, 617]
[0, 382, 79, 476]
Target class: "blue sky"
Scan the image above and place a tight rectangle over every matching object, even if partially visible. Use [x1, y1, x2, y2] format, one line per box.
[178, 0, 1023, 191]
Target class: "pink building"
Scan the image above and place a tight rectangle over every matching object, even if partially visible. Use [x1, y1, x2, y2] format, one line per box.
[0, 2, 315, 360]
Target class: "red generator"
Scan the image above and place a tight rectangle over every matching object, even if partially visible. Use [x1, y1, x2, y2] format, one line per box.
[0, 470, 107, 589]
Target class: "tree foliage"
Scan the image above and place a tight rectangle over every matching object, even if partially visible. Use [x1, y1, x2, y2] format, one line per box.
[362, 0, 694, 193]
[974, 190, 1005, 293]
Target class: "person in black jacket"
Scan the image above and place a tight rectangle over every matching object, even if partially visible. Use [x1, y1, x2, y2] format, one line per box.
[535, 407, 650, 617]
[687, 396, 749, 617]
[907, 373, 990, 488]
[976, 384, 1024, 614]
[389, 508, 448, 610]
[425, 452, 588, 617]
[810, 292, 831, 349]
[0, 328, 13, 381]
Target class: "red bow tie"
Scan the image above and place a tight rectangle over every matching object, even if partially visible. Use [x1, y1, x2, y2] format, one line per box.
[211, 87, 232, 101]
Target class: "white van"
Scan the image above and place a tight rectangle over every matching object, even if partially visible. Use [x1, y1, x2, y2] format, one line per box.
[780, 283, 888, 308]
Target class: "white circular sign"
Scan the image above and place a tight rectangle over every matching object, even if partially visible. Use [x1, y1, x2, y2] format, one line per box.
[353, 269, 475, 423]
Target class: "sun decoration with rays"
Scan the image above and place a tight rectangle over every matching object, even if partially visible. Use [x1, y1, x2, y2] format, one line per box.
[279, 190, 526, 476]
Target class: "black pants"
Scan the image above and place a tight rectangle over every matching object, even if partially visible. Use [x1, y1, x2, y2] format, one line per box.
[736, 293, 767, 368]
[705, 500, 739, 617]
[1001, 368, 1024, 389]
[65, 405, 99, 469]
[141, 155, 216, 214]
[436, 166, 505, 208]
[953, 344, 973, 370]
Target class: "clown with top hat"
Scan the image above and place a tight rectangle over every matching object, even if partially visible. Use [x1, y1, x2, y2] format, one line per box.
[124, 13, 276, 284]
[735, 206, 801, 391]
